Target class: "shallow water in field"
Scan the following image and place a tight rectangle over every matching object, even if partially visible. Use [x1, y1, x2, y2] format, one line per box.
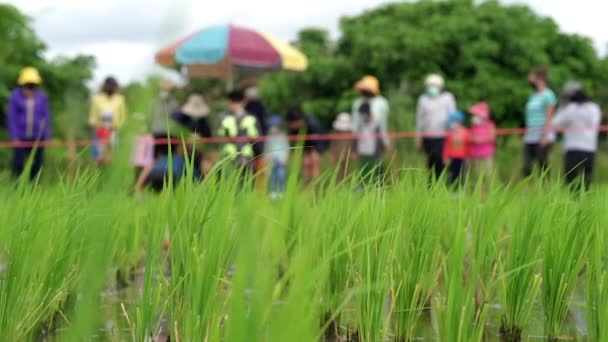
[92, 276, 588, 342]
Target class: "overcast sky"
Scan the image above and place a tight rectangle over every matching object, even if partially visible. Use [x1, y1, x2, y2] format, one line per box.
[6, 0, 607, 87]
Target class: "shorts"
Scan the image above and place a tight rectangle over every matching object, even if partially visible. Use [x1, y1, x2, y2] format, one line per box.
[92, 128, 117, 161]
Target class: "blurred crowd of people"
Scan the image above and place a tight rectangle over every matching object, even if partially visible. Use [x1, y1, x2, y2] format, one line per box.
[5, 66, 602, 193]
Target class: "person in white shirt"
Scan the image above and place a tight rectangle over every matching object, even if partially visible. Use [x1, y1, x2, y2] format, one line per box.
[416, 74, 457, 179]
[552, 86, 601, 190]
[356, 103, 383, 184]
[352, 76, 391, 154]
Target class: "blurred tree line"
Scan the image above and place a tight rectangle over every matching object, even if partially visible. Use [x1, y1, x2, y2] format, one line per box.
[258, 0, 608, 131]
[0, 4, 95, 142]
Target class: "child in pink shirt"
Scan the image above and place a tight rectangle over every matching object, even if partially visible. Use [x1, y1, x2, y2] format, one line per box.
[468, 102, 496, 180]
[130, 113, 156, 192]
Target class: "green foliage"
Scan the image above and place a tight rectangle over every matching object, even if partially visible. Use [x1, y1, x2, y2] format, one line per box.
[0, 4, 95, 141]
[260, 0, 607, 128]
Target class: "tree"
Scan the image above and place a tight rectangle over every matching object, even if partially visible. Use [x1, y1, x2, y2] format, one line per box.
[259, 0, 606, 128]
[0, 4, 95, 140]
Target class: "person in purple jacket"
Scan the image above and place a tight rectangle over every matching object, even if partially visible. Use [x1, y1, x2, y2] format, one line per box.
[7, 67, 51, 180]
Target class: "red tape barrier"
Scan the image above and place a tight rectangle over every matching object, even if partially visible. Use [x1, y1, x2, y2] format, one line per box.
[1, 125, 607, 148]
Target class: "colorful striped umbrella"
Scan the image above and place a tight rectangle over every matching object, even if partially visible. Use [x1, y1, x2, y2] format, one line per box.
[155, 25, 308, 79]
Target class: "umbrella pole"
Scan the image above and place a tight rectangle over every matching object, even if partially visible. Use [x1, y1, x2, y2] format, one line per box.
[226, 67, 235, 91]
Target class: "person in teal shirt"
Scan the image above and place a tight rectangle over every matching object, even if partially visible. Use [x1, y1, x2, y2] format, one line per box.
[523, 67, 557, 177]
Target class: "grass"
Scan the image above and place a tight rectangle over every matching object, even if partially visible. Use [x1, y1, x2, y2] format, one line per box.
[0, 141, 606, 341]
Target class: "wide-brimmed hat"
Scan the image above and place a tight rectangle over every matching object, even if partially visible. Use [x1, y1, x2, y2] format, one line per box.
[355, 76, 380, 95]
[469, 102, 490, 120]
[181, 94, 209, 118]
[18, 67, 42, 86]
[333, 112, 353, 131]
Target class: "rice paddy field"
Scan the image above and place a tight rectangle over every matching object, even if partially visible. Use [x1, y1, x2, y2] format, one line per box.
[0, 157, 606, 342]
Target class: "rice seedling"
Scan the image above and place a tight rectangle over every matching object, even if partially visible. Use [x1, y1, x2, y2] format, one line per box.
[541, 198, 592, 340]
[433, 195, 488, 342]
[584, 188, 608, 341]
[352, 190, 397, 342]
[499, 182, 546, 341]
[317, 189, 358, 338]
[390, 181, 441, 342]
[0, 151, 606, 341]
[166, 172, 239, 341]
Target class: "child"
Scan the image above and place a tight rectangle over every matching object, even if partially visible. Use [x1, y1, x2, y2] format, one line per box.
[468, 102, 496, 180]
[443, 111, 470, 186]
[89, 77, 127, 165]
[264, 115, 289, 199]
[131, 113, 155, 193]
[356, 103, 383, 183]
[330, 113, 355, 182]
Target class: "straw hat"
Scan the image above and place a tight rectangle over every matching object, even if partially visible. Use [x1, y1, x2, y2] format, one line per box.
[425, 74, 444, 89]
[18, 67, 42, 86]
[468, 102, 490, 120]
[355, 76, 380, 95]
[181, 94, 209, 118]
[333, 112, 353, 132]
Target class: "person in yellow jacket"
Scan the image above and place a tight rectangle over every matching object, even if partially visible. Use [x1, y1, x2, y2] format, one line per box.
[89, 76, 127, 164]
[217, 90, 261, 171]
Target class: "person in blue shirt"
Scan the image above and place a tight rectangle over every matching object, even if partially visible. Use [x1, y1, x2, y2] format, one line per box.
[523, 67, 557, 177]
[264, 115, 289, 199]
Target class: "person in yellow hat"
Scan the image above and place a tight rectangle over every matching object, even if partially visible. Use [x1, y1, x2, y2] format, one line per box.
[89, 76, 127, 165]
[352, 76, 391, 157]
[7, 67, 52, 180]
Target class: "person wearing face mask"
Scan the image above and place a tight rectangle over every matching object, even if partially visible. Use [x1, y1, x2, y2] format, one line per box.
[352, 76, 391, 155]
[442, 111, 470, 187]
[416, 74, 457, 179]
[522, 67, 557, 178]
[89, 76, 127, 165]
[468, 102, 496, 182]
[7, 67, 52, 180]
[551, 85, 601, 191]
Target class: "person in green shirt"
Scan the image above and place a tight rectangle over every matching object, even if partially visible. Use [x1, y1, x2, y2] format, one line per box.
[523, 67, 557, 177]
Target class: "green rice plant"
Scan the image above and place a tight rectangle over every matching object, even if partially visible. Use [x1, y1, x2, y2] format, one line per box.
[434, 196, 488, 342]
[130, 196, 169, 341]
[59, 211, 118, 341]
[391, 181, 441, 342]
[586, 188, 608, 341]
[2, 140, 608, 341]
[224, 186, 328, 342]
[499, 183, 546, 341]
[167, 168, 239, 341]
[352, 190, 397, 342]
[468, 185, 516, 308]
[316, 188, 359, 338]
[542, 199, 593, 340]
[0, 183, 96, 340]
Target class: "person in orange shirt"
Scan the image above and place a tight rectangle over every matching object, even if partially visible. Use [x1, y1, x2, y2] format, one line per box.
[443, 111, 470, 186]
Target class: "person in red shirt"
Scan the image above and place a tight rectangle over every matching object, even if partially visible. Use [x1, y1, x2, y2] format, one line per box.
[443, 111, 470, 186]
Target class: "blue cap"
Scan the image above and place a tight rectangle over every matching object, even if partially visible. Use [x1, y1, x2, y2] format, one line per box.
[267, 115, 283, 128]
[446, 111, 465, 127]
